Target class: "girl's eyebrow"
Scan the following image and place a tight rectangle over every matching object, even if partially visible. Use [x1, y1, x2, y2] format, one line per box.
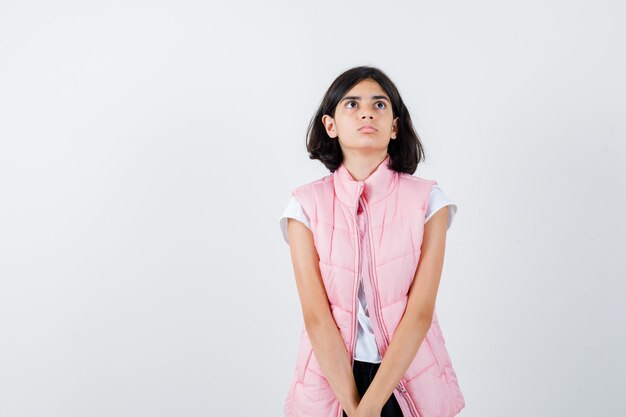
[341, 95, 390, 103]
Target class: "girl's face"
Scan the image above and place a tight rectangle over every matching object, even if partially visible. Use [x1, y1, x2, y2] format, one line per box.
[322, 78, 398, 154]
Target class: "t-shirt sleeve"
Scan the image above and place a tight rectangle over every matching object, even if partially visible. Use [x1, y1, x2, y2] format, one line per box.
[279, 196, 312, 245]
[425, 184, 458, 230]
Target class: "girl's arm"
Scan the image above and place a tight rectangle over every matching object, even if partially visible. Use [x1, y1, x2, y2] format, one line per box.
[356, 206, 449, 415]
[286, 218, 361, 416]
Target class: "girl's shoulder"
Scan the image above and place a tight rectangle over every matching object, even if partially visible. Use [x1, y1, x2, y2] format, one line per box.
[400, 172, 439, 187]
[292, 172, 334, 194]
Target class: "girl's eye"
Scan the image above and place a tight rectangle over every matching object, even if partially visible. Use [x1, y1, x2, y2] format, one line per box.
[345, 100, 386, 109]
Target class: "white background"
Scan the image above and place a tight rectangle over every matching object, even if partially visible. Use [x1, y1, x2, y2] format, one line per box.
[1, 1, 624, 416]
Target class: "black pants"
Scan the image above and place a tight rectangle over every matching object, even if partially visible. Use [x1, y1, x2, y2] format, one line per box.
[341, 359, 404, 417]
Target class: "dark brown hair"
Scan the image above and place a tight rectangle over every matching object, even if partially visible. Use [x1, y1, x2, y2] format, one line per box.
[305, 65, 426, 174]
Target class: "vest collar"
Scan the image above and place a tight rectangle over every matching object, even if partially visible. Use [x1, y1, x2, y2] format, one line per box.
[333, 153, 399, 207]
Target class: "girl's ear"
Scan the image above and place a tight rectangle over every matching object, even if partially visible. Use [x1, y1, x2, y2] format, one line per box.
[391, 117, 399, 139]
[321, 114, 338, 138]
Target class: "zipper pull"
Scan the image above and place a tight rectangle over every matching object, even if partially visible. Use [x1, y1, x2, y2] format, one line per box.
[357, 182, 364, 198]
[397, 382, 406, 393]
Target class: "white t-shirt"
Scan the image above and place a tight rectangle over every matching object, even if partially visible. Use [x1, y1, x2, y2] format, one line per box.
[279, 184, 457, 363]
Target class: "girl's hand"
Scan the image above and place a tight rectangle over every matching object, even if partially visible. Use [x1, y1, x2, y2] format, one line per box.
[350, 402, 382, 417]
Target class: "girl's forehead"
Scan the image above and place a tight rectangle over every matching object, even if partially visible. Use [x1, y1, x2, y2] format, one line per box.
[347, 79, 383, 92]
[343, 81, 388, 100]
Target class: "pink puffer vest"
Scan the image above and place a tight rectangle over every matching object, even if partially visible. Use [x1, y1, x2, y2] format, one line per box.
[283, 154, 465, 417]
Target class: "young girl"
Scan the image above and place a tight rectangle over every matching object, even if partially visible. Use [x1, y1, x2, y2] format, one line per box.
[279, 66, 465, 417]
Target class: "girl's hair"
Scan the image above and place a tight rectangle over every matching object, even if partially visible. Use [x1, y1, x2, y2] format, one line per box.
[305, 65, 426, 174]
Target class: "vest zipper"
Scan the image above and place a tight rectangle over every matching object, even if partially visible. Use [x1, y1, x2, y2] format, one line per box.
[337, 184, 363, 417]
[349, 193, 361, 370]
[359, 196, 421, 417]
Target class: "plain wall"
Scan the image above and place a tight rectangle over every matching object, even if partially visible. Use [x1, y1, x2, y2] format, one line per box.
[0, 1, 624, 416]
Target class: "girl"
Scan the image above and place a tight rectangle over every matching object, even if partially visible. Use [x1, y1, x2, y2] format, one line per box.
[279, 66, 464, 417]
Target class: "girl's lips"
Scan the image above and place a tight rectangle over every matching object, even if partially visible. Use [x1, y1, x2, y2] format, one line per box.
[359, 127, 377, 133]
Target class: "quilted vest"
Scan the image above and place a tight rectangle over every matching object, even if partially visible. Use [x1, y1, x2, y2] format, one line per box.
[283, 154, 465, 417]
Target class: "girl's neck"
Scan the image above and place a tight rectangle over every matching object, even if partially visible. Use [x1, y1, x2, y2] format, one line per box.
[342, 152, 389, 181]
